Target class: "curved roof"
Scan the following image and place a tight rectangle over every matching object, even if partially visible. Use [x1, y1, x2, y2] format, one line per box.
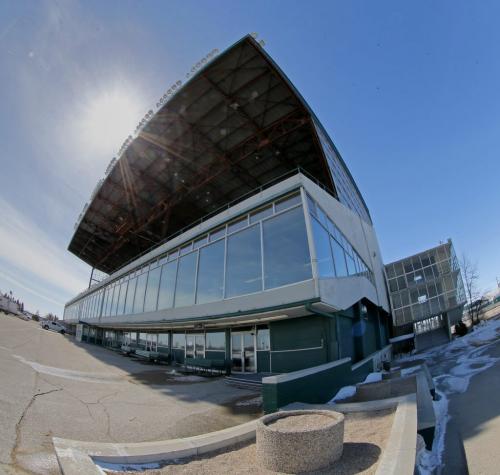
[68, 35, 370, 274]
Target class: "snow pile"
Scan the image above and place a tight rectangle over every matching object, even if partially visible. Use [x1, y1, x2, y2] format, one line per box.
[329, 385, 356, 403]
[328, 371, 383, 403]
[411, 319, 500, 474]
[364, 372, 383, 383]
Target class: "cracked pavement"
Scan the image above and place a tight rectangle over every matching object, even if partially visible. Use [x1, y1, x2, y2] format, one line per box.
[0, 313, 260, 474]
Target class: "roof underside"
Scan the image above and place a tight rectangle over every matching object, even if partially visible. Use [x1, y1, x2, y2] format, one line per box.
[69, 36, 336, 273]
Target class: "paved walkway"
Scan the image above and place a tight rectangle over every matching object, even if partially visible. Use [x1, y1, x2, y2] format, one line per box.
[443, 339, 500, 475]
[415, 318, 500, 475]
[0, 314, 260, 475]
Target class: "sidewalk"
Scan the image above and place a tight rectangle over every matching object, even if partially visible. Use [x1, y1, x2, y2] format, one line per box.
[443, 340, 500, 474]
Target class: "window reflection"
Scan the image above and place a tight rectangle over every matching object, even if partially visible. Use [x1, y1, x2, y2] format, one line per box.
[263, 207, 311, 288]
[225, 225, 262, 297]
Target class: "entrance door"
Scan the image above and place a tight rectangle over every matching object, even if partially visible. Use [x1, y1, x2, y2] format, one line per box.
[146, 333, 157, 352]
[231, 331, 256, 373]
[186, 334, 204, 359]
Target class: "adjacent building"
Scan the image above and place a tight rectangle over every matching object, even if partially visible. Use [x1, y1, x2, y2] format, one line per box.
[63, 35, 391, 374]
[385, 240, 466, 351]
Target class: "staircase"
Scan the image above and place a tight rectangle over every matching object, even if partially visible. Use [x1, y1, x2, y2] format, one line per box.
[224, 373, 268, 390]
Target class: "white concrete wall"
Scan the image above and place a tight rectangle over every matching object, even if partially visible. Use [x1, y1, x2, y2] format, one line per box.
[301, 175, 390, 312]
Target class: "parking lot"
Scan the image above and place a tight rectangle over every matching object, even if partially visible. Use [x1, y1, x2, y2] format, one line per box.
[0, 313, 260, 474]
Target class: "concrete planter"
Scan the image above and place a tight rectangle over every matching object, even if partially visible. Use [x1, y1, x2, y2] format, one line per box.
[356, 380, 391, 401]
[256, 409, 344, 473]
[382, 369, 402, 380]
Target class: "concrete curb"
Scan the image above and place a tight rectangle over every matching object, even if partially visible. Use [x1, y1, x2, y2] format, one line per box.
[53, 419, 257, 475]
[375, 394, 417, 475]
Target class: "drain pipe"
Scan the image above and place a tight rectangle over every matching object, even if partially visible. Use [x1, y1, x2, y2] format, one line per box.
[305, 302, 341, 359]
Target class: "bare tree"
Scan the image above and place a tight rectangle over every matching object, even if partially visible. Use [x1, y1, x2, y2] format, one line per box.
[461, 254, 481, 325]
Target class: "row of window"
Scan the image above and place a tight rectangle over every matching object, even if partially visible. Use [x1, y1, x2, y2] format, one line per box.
[307, 194, 374, 284]
[65, 192, 312, 320]
[391, 278, 457, 310]
[100, 328, 271, 352]
[386, 245, 452, 279]
[388, 262, 455, 294]
[314, 122, 371, 224]
[393, 292, 459, 325]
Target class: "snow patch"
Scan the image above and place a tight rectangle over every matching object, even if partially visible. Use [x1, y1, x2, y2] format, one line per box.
[95, 460, 161, 472]
[363, 372, 382, 383]
[407, 319, 500, 474]
[329, 385, 356, 403]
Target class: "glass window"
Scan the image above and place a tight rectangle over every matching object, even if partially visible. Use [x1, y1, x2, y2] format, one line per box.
[306, 194, 317, 216]
[144, 266, 161, 312]
[172, 333, 185, 349]
[102, 287, 111, 317]
[124, 277, 137, 315]
[250, 205, 272, 224]
[225, 224, 262, 297]
[116, 282, 127, 315]
[206, 332, 225, 351]
[345, 254, 356, 275]
[158, 333, 169, 347]
[138, 332, 147, 349]
[133, 272, 148, 314]
[397, 276, 407, 290]
[158, 261, 177, 310]
[311, 217, 335, 278]
[257, 328, 270, 351]
[180, 243, 193, 256]
[263, 206, 311, 288]
[174, 252, 197, 307]
[316, 206, 328, 227]
[196, 240, 225, 304]
[193, 235, 208, 250]
[275, 192, 301, 212]
[209, 227, 225, 242]
[227, 216, 247, 234]
[168, 249, 179, 261]
[330, 237, 348, 277]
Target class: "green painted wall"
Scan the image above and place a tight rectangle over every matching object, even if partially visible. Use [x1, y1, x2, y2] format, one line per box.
[270, 316, 328, 373]
[263, 359, 352, 413]
[257, 351, 270, 372]
[338, 316, 355, 360]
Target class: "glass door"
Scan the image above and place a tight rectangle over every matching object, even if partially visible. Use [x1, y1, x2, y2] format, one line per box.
[195, 334, 205, 358]
[186, 335, 195, 359]
[231, 333, 243, 372]
[146, 333, 157, 352]
[186, 334, 204, 359]
[231, 330, 256, 373]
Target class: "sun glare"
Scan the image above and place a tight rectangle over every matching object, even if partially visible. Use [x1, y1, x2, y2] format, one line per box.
[78, 85, 146, 157]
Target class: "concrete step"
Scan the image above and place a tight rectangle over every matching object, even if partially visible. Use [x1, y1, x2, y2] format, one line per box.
[224, 376, 262, 390]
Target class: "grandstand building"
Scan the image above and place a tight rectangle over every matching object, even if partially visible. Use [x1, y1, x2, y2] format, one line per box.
[63, 35, 391, 374]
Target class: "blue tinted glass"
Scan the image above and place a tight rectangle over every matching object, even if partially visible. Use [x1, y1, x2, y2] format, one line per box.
[124, 278, 137, 315]
[174, 252, 197, 307]
[144, 267, 161, 312]
[330, 237, 348, 277]
[225, 225, 262, 297]
[311, 217, 335, 278]
[196, 240, 225, 304]
[133, 273, 148, 314]
[263, 206, 311, 288]
[158, 261, 177, 309]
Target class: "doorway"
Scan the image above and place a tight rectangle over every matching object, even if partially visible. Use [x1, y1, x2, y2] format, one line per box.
[231, 330, 256, 373]
[186, 334, 205, 359]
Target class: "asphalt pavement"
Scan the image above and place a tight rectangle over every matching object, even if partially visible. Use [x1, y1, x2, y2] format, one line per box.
[0, 313, 259, 475]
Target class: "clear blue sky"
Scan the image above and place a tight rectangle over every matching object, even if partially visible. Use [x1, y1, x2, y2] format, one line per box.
[1, 0, 499, 316]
